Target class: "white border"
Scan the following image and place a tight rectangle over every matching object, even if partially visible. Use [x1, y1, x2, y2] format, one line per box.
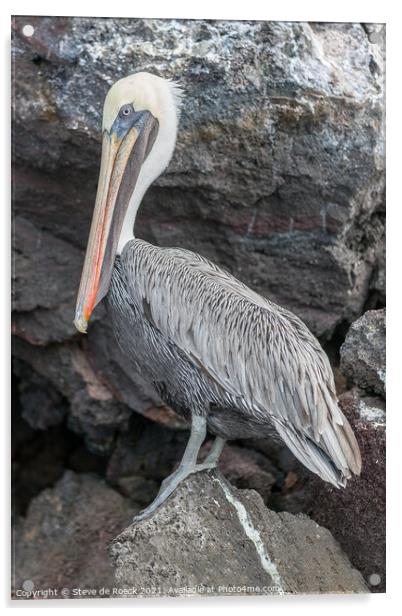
[3, 0, 391, 22]
[3, 0, 400, 612]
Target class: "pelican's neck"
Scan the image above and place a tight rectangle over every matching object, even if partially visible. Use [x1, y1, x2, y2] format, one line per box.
[116, 107, 179, 255]
[117, 172, 150, 253]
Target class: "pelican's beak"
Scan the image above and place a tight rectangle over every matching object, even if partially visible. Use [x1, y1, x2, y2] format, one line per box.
[74, 110, 158, 333]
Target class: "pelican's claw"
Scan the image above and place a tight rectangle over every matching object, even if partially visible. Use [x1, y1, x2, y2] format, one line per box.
[131, 460, 218, 523]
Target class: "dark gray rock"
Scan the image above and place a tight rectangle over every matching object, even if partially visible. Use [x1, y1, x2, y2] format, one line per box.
[12, 17, 384, 337]
[12, 471, 136, 599]
[340, 309, 386, 397]
[12, 337, 132, 454]
[369, 239, 385, 305]
[306, 388, 385, 592]
[244, 434, 312, 514]
[13, 358, 67, 430]
[12, 379, 73, 517]
[12, 217, 83, 345]
[110, 470, 367, 596]
[106, 428, 277, 506]
[201, 440, 277, 503]
[106, 419, 189, 504]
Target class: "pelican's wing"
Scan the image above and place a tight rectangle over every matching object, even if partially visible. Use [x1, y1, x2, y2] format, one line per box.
[124, 239, 361, 487]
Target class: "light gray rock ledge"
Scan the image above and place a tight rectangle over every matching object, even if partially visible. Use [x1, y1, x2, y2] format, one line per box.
[109, 470, 367, 596]
[340, 309, 386, 398]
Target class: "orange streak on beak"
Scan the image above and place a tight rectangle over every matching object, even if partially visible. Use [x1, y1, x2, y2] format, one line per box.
[74, 128, 138, 333]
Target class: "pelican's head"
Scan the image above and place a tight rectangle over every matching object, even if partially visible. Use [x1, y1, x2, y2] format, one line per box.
[74, 72, 182, 333]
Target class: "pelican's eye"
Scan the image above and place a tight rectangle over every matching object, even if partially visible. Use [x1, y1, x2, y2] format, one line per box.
[119, 104, 133, 118]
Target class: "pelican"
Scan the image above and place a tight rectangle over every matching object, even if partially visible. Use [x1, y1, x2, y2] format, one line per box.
[74, 73, 361, 520]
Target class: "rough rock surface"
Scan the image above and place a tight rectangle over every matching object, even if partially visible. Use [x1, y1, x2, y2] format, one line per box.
[12, 17, 385, 444]
[340, 308, 386, 397]
[12, 471, 136, 599]
[110, 470, 367, 596]
[307, 388, 385, 592]
[306, 310, 386, 592]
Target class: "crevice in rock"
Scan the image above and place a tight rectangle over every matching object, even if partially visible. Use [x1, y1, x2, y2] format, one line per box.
[321, 319, 351, 368]
[12, 368, 108, 517]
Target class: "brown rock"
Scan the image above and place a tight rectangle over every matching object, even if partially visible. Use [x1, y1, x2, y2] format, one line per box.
[306, 389, 385, 592]
[201, 441, 276, 503]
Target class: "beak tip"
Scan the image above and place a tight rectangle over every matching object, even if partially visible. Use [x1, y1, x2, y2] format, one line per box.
[73, 315, 88, 334]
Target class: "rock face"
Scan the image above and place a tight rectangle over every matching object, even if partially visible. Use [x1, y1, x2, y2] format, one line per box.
[12, 469, 367, 599]
[12, 17, 385, 446]
[12, 471, 135, 599]
[307, 309, 386, 592]
[340, 309, 386, 396]
[110, 470, 367, 596]
[307, 389, 385, 592]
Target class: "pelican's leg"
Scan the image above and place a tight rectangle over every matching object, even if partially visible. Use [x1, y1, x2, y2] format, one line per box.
[204, 436, 226, 465]
[133, 414, 216, 522]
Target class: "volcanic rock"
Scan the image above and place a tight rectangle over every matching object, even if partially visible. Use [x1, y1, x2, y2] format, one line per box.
[12, 471, 136, 599]
[307, 389, 385, 592]
[340, 308, 386, 397]
[110, 470, 367, 596]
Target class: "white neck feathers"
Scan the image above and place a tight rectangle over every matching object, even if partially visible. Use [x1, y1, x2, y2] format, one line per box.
[116, 78, 182, 254]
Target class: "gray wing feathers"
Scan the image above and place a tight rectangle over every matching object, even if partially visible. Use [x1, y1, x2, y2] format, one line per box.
[124, 240, 361, 487]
